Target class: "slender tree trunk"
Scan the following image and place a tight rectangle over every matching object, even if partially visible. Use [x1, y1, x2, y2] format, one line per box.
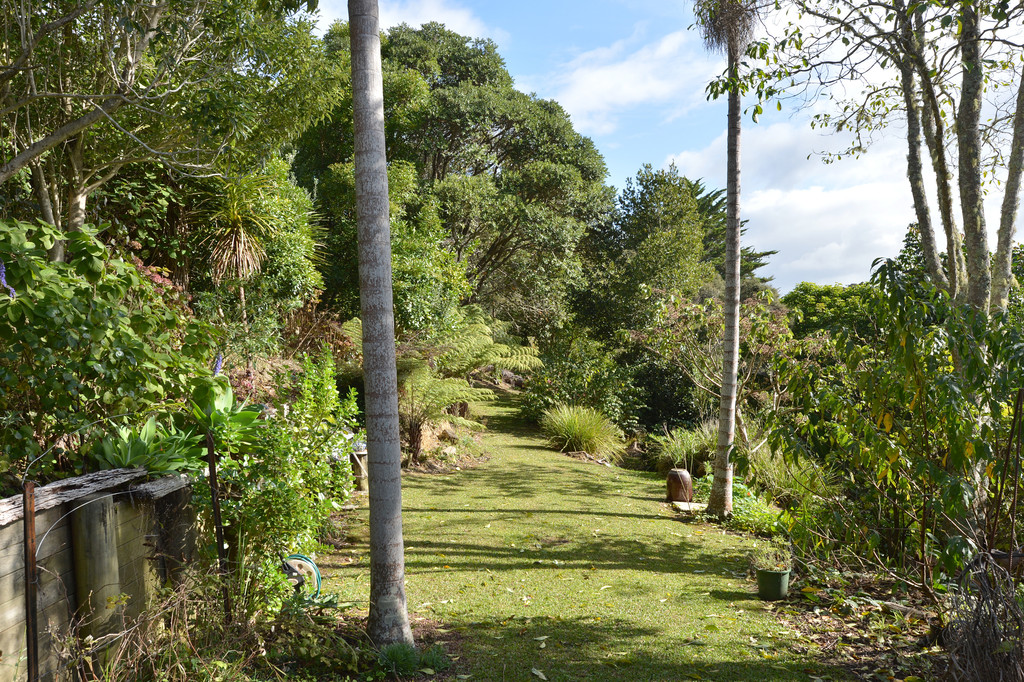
[707, 44, 741, 518]
[896, 3, 946, 291]
[910, 10, 964, 300]
[349, 0, 414, 647]
[991, 70, 1024, 311]
[956, 4, 989, 313]
[29, 161, 65, 262]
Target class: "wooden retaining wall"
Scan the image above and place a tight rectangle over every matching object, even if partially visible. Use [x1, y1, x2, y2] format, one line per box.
[0, 470, 194, 682]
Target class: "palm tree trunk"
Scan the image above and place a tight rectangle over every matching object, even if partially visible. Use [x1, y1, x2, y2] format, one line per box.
[707, 44, 742, 518]
[349, 0, 413, 646]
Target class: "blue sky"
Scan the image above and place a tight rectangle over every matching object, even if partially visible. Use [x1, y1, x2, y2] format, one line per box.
[317, 0, 929, 292]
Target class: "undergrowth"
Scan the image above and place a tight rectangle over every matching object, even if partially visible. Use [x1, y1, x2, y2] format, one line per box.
[56, 567, 371, 682]
[693, 477, 784, 536]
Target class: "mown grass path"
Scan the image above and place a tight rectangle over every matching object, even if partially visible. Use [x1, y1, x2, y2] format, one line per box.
[322, 395, 846, 681]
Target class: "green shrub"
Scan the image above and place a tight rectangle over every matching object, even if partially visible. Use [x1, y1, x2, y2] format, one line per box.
[520, 334, 642, 432]
[196, 347, 358, 616]
[540, 404, 625, 462]
[693, 478, 783, 536]
[0, 220, 212, 486]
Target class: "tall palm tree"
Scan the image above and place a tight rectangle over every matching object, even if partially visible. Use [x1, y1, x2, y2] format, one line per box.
[348, 0, 414, 646]
[694, 0, 759, 517]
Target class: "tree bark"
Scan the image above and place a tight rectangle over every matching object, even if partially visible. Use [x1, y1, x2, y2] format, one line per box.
[895, 4, 947, 291]
[29, 161, 65, 261]
[956, 4, 989, 313]
[349, 0, 414, 647]
[0, 93, 125, 185]
[991, 69, 1024, 312]
[908, 10, 964, 300]
[707, 42, 741, 518]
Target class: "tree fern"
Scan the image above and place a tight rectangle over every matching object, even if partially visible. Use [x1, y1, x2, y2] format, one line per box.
[434, 305, 543, 379]
[400, 364, 494, 462]
[342, 311, 510, 460]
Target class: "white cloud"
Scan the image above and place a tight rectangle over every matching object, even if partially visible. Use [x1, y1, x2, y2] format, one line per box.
[667, 121, 917, 291]
[665, 115, 1017, 291]
[536, 27, 719, 136]
[316, 0, 507, 44]
[746, 182, 912, 290]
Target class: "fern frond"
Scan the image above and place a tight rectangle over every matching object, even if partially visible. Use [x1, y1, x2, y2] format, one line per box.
[341, 318, 363, 353]
[401, 365, 494, 428]
[493, 345, 543, 373]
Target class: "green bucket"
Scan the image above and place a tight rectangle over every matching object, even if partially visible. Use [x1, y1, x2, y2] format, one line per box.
[756, 569, 791, 601]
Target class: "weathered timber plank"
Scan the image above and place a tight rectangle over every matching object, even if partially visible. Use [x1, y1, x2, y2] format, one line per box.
[0, 544, 74, 621]
[0, 470, 146, 526]
[0, 508, 65, 556]
[0, 560, 73, 634]
[123, 475, 189, 501]
[0, 598, 70, 679]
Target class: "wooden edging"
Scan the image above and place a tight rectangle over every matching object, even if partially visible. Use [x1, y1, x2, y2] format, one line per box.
[0, 469, 148, 526]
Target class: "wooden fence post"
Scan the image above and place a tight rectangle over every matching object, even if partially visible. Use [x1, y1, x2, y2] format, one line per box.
[71, 494, 121, 670]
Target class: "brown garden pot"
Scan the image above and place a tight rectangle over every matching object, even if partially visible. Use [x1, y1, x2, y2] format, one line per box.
[666, 468, 693, 502]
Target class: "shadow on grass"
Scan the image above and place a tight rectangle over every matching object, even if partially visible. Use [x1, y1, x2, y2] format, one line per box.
[477, 393, 542, 438]
[709, 589, 760, 603]
[442, 614, 842, 682]
[404, 458, 665, 505]
[403, 535, 749, 577]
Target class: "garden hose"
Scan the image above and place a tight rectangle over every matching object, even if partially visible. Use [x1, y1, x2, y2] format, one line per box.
[284, 553, 322, 598]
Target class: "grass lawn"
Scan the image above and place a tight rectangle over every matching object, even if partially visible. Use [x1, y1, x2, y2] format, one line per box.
[321, 394, 849, 681]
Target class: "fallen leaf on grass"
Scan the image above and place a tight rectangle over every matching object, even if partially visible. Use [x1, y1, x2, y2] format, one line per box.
[531, 668, 548, 680]
[534, 636, 549, 641]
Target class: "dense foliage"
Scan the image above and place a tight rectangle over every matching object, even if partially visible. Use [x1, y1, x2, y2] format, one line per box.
[13, 4, 1020, 673]
[294, 21, 612, 337]
[0, 220, 212, 487]
[774, 261, 1024, 589]
[204, 349, 359, 606]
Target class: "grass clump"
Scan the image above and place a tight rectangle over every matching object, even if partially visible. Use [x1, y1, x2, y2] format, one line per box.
[378, 642, 420, 676]
[647, 420, 717, 475]
[540, 403, 625, 461]
[419, 644, 452, 673]
[743, 440, 838, 511]
[377, 642, 451, 677]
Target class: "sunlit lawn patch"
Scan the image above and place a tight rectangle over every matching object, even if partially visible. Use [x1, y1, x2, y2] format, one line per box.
[321, 394, 849, 681]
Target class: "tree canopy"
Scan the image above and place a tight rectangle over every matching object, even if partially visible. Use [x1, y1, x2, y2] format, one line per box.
[293, 21, 611, 336]
[1, 0, 340, 245]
